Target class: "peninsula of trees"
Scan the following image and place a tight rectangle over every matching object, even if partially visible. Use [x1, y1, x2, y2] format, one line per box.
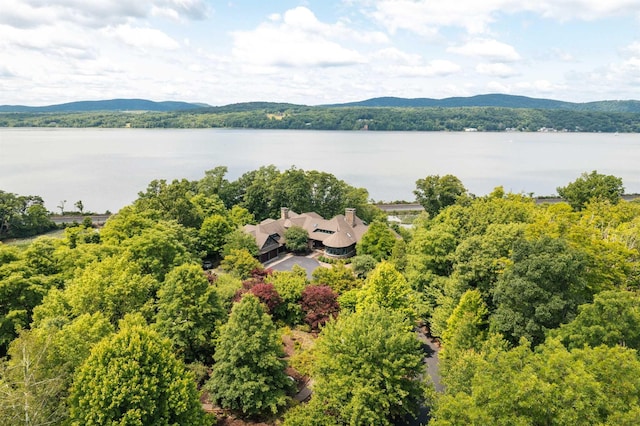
[2, 167, 640, 425]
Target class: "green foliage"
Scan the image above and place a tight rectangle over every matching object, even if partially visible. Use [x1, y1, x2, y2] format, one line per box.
[0, 331, 69, 425]
[557, 170, 624, 211]
[284, 225, 309, 253]
[0, 191, 55, 240]
[311, 306, 427, 425]
[213, 273, 243, 310]
[440, 289, 489, 374]
[10, 105, 640, 132]
[491, 236, 589, 346]
[220, 248, 262, 280]
[356, 220, 396, 261]
[69, 321, 210, 425]
[350, 254, 378, 278]
[198, 214, 233, 258]
[65, 254, 157, 324]
[552, 290, 640, 350]
[155, 264, 225, 363]
[311, 263, 359, 294]
[222, 228, 259, 257]
[205, 294, 291, 417]
[414, 174, 467, 218]
[267, 268, 308, 324]
[432, 338, 640, 425]
[357, 261, 416, 319]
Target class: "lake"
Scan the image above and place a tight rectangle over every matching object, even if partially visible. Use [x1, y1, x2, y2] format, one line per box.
[1, 128, 638, 214]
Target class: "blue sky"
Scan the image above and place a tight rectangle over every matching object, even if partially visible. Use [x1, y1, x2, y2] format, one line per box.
[2, 0, 640, 106]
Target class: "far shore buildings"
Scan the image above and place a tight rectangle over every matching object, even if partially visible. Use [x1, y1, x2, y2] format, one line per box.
[244, 207, 369, 262]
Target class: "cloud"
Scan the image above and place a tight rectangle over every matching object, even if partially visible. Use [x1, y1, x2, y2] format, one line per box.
[103, 25, 180, 50]
[0, 65, 16, 78]
[448, 39, 521, 62]
[389, 60, 461, 77]
[360, 0, 640, 36]
[476, 62, 519, 78]
[231, 7, 386, 69]
[0, 0, 210, 28]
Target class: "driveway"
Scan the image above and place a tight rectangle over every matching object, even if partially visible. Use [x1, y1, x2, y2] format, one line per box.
[269, 255, 321, 279]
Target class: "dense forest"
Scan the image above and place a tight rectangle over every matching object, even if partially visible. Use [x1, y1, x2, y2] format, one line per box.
[2, 104, 640, 132]
[2, 167, 640, 425]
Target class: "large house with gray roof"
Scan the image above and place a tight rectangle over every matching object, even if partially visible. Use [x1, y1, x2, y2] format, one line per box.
[243, 207, 369, 262]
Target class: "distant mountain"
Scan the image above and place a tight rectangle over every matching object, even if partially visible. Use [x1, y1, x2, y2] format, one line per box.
[0, 99, 208, 113]
[326, 94, 640, 113]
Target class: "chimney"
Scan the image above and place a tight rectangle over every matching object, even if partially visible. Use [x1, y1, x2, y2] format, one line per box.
[281, 207, 289, 220]
[345, 208, 356, 227]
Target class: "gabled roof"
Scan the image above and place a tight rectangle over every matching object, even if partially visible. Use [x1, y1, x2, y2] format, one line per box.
[245, 208, 369, 253]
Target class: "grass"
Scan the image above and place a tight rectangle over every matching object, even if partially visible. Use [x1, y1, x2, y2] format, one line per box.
[3, 229, 65, 247]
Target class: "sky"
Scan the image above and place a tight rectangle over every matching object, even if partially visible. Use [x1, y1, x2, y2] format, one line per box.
[2, 0, 640, 106]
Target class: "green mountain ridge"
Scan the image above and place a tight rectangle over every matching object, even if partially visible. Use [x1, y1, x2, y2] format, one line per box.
[3, 94, 640, 113]
[326, 94, 640, 113]
[0, 98, 207, 113]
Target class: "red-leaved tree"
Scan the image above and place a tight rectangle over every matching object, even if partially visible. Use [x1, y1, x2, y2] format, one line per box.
[249, 283, 283, 314]
[300, 285, 340, 331]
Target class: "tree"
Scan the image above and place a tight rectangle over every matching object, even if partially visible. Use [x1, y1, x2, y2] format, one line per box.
[491, 236, 589, 346]
[68, 318, 211, 425]
[357, 261, 416, 319]
[311, 306, 427, 425]
[300, 285, 339, 331]
[248, 283, 283, 315]
[414, 174, 467, 217]
[552, 290, 640, 350]
[557, 170, 624, 211]
[74, 200, 84, 214]
[284, 225, 309, 253]
[267, 268, 308, 324]
[222, 228, 259, 257]
[311, 262, 359, 294]
[0, 331, 68, 426]
[356, 220, 396, 261]
[205, 295, 291, 417]
[440, 289, 488, 369]
[199, 214, 233, 258]
[220, 248, 262, 280]
[432, 338, 640, 425]
[351, 254, 378, 279]
[155, 264, 225, 363]
[65, 253, 157, 324]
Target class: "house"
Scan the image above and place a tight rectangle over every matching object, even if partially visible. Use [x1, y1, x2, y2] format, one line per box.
[243, 207, 369, 262]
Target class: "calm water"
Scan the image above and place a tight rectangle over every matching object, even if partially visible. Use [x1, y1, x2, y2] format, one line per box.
[1, 128, 639, 213]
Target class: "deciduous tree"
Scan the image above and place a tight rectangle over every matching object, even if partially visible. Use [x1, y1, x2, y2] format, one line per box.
[557, 170, 624, 211]
[69, 318, 211, 425]
[155, 264, 225, 363]
[311, 306, 427, 425]
[205, 295, 291, 417]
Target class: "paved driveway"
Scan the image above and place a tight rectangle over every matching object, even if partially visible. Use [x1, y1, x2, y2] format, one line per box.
[269, 256, 321, 279]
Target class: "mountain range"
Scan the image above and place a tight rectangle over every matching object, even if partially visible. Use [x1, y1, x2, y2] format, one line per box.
[2, 94, 640, 113]
[0, 99, 207, 113]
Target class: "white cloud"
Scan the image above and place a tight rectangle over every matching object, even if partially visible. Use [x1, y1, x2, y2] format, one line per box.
[103, 25, 180, 50]
[361, 0, 640, 36]
[515, 79, 566, 94]
[0, 0, 210, 28]
[231, 7, 386, 69]
[389, 60, 461, 77]
[448, 39, 521, 62]
[476, 62, 518, 78]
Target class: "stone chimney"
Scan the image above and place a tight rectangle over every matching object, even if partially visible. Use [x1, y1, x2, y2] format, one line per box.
[281, 207, 290, 220]
[345, 208, 356, 227]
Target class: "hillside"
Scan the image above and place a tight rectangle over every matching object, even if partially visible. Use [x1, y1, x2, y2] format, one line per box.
[328, 94, 640, 113]
[0, 99, 207, 113]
